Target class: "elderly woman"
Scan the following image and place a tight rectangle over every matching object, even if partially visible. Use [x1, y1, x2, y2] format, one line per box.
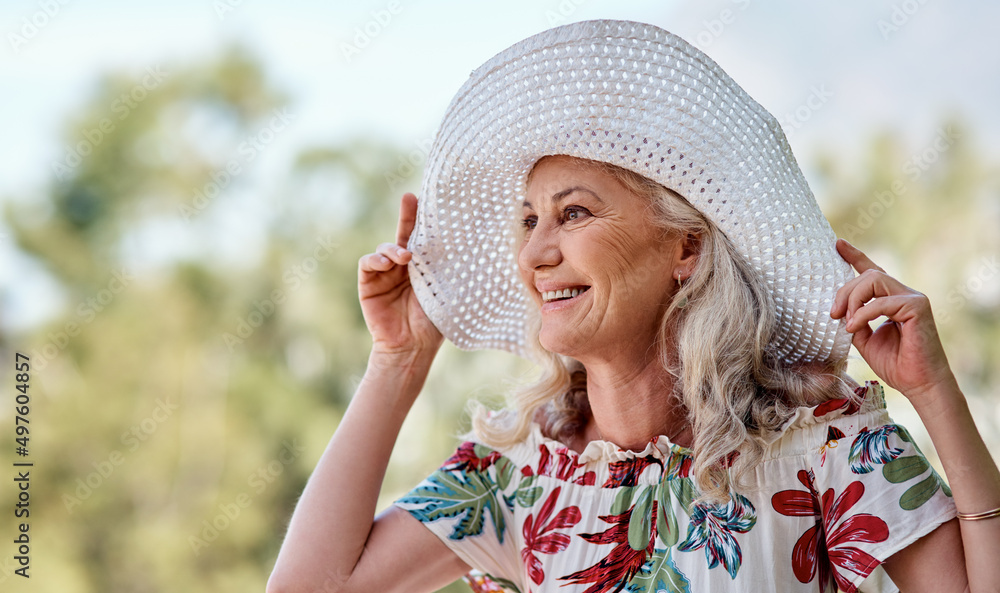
[268, 20, 1000, 593]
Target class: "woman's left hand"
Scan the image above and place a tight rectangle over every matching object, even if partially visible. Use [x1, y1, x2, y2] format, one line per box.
[830, 238, 959, 406]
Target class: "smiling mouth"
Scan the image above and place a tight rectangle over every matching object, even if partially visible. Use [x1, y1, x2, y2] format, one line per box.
[541, 287, 590, 303]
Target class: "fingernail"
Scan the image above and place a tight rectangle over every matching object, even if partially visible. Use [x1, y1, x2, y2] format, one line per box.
[396, 247, 406, 256]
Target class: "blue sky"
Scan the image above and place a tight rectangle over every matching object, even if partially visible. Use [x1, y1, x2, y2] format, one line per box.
[2, 0, 999, 328]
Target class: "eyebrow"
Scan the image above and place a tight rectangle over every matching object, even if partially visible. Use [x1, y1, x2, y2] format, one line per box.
[522, 186, 604, 209]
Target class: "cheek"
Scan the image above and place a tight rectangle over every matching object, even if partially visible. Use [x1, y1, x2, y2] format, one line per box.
[592, 227, 666, 290]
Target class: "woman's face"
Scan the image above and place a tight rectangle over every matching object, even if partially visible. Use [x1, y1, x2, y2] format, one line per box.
[518, 155, 689, 360]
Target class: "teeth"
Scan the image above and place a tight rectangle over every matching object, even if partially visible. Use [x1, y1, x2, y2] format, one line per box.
[542, 287, 586, 303]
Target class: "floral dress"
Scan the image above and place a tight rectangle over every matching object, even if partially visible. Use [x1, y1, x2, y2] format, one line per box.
[394, 382, 956, 593]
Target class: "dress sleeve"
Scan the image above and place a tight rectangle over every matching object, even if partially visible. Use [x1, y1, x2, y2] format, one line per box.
[811, 417, 957, 592]
[393, 441, 524, 592]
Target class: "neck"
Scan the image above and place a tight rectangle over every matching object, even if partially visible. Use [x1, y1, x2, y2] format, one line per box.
[575, 348, 691, 452]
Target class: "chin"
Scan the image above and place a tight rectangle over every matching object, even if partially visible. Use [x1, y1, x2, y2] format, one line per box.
[538, 330, 588, 358]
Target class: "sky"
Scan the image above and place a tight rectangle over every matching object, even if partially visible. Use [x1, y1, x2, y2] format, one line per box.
[2, 0, 999, 329]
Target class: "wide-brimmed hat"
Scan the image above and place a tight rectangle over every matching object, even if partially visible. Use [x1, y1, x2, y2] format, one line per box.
[406, 19, 852, 364]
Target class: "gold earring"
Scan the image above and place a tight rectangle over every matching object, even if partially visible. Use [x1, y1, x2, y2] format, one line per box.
[676, 274, 688, 309]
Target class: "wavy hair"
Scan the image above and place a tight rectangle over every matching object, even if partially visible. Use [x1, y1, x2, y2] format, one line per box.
[471, 156, 858, 503]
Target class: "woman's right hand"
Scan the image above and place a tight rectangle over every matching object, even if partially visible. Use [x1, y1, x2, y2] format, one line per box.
[358, 193, 443, 358]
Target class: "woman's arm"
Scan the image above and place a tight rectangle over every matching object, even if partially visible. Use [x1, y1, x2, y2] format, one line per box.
[267, 350, 470, 593]
[267, 194, 470, 593]
[882, 379, 1000, 592]
[831, 239, 1000, 592]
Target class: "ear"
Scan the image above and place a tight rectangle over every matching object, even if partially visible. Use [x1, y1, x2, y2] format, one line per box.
[674, 232, 702, 279]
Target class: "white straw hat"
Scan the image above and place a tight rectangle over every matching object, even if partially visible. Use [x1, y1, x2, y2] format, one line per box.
[406, 19, 853, 364]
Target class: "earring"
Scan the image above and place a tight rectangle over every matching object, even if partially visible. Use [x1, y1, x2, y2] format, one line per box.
[676, 274, 688, 309]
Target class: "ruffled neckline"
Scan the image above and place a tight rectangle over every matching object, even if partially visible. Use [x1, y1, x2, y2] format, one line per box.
[577, 432, 692, 464]
[522, 381, 885, 466]
[525, 422, 692, 466]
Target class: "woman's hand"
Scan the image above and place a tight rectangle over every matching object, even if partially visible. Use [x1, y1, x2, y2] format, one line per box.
[358, 193, 443, 358]
[832, 239, 1000, 593]
[829, 238, 959, 406]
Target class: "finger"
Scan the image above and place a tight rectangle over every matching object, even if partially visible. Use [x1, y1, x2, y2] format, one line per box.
[844, 294, 914, 333]
[851, 318, 877, 352]
[359, 243, 410, 276]
[836, 238, 885, 274]
[396, 193, 419, 248]
[831, 240, 888, 318]
[847, 270, 923, 321]
[358, 251, 395, 275]
[847, 271, 893, 320]
[832, 270, 879, 319]
[845, 296, 904, 354]
[831, 273, 862, 319]
[850, 318, 875, 351]
[376, 241, 411, 264]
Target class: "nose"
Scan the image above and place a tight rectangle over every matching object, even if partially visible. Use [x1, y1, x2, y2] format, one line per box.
[517, 220, 562, 272]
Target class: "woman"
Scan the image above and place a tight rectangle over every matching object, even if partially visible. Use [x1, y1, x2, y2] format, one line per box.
[268, 20, 1000, 593]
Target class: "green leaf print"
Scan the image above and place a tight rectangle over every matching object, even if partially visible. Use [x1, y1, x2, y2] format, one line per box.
[880, 426, 952, 510]
[656, 484, 680, 548]
[883, 455, 930, 483]
[627, 548, 691, 593]
[398, 468, 506, 542]
[513, 475, 543, 508]
[628, 487, 656, 551]
[670, 477, 696, 515]
[612, 485, 639, 515]
[900, 475, 943, 511]
[474, 443, 495, 459]
[496, 456, 515, 491]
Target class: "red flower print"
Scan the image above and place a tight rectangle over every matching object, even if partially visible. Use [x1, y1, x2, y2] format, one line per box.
[445, 441, 501, 472]
[813, 384, 869, 418]
[533, 445, 596, 485]
[559, 503, 658, 593]
[521, 487, 581, 585]
[772, 470, 889, 593]
[603, 456, 662, 488]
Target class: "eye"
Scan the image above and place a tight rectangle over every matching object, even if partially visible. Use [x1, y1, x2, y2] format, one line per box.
[521, 215, 537, 231]
[562, 206, 590, 223]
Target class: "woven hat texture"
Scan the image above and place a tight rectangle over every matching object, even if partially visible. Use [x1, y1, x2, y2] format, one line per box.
[407, 19, 853, 364]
